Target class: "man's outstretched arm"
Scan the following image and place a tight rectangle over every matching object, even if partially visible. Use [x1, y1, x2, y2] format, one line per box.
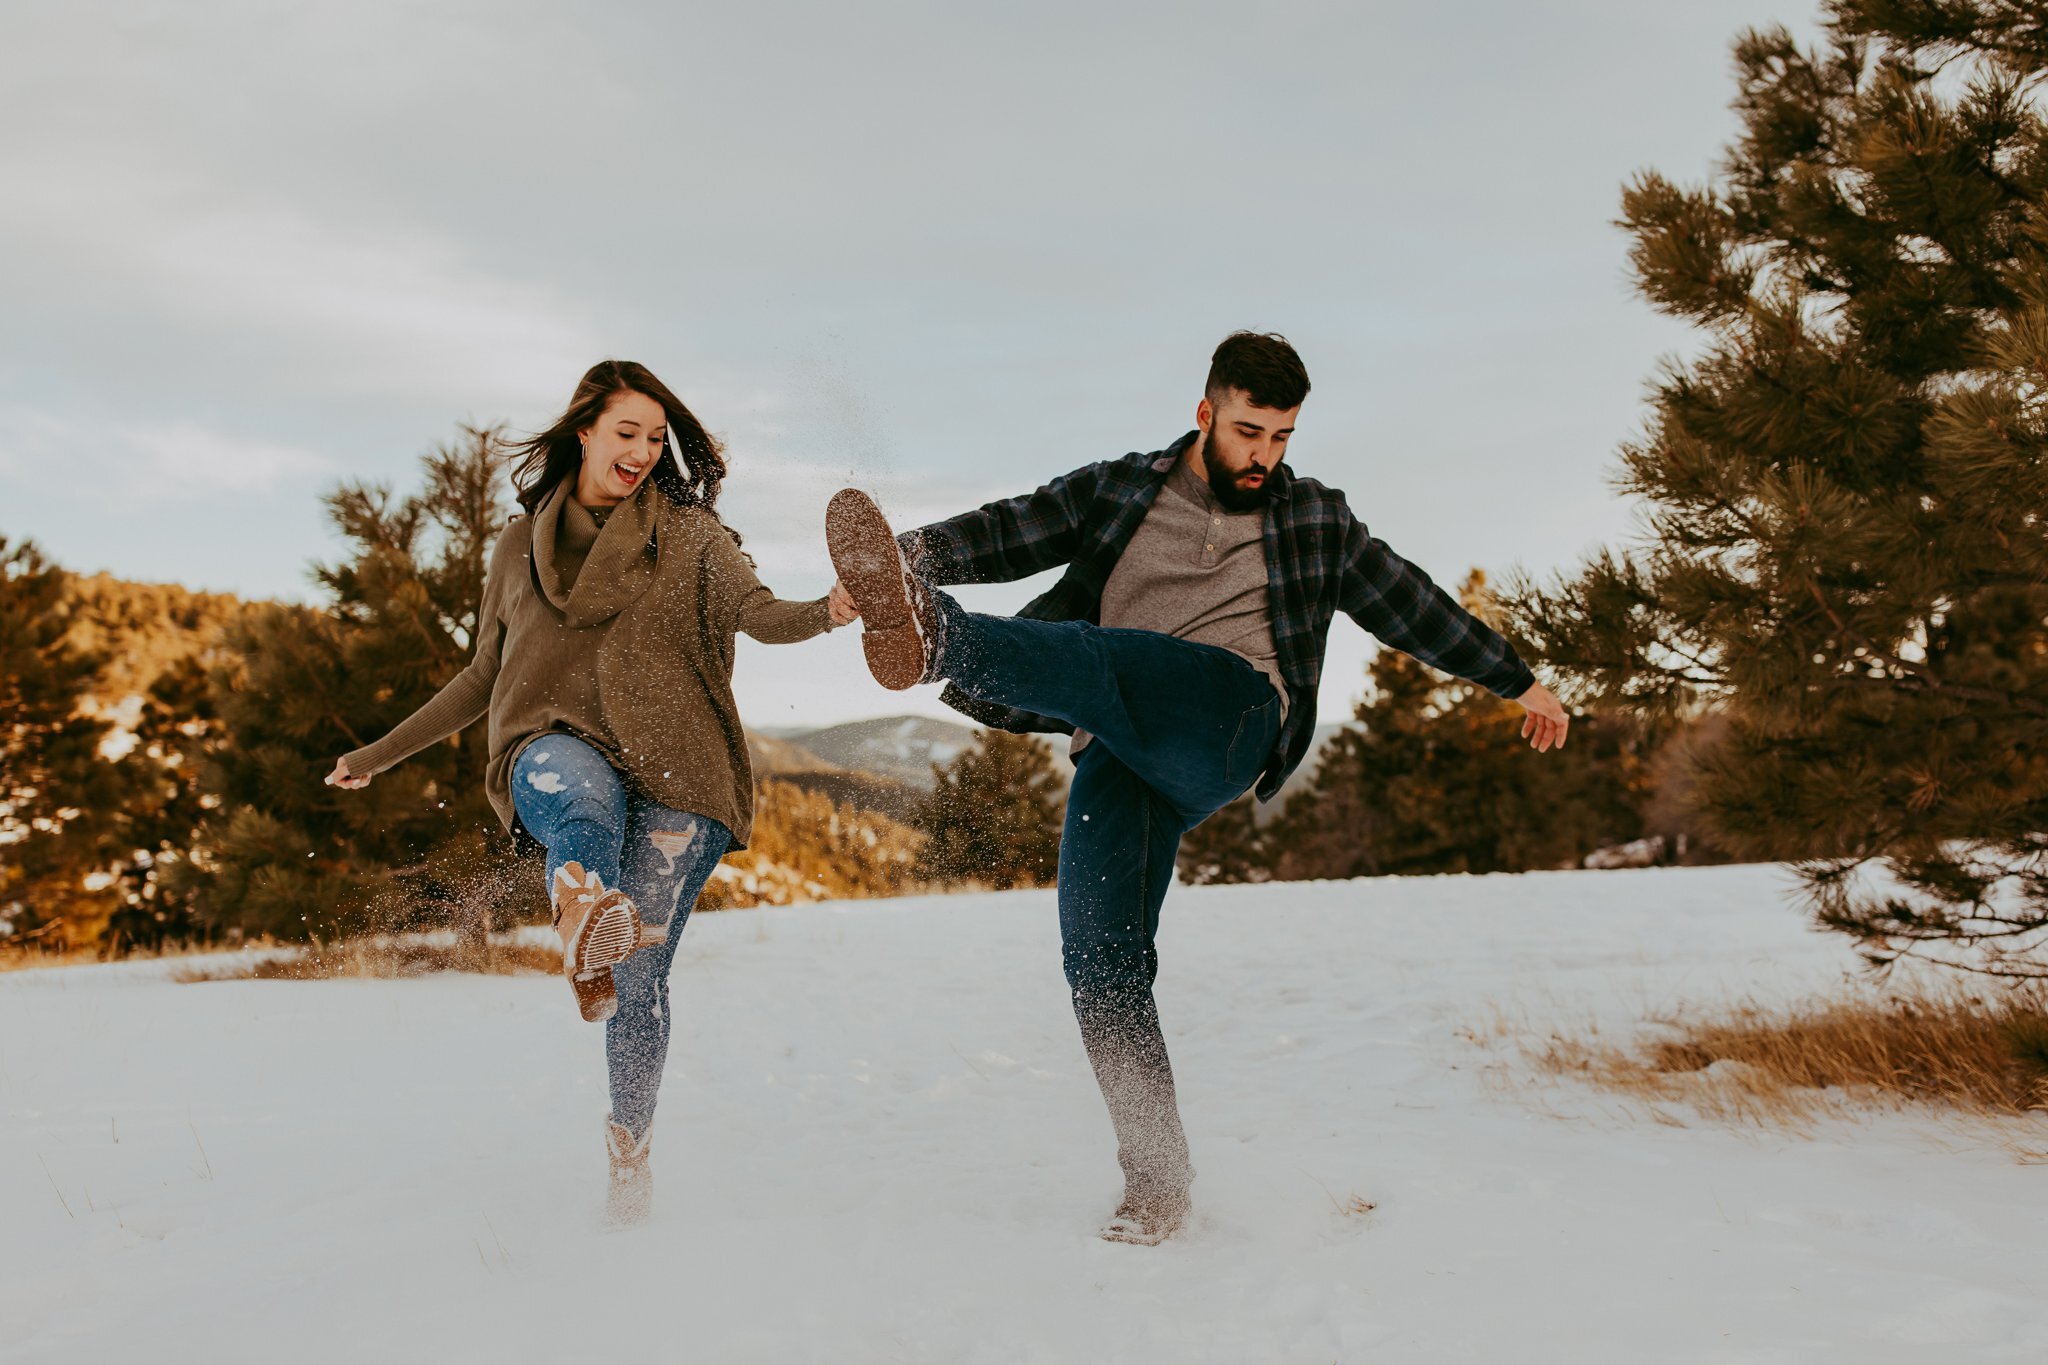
[1335, 512, 1569, 751]
[896, 460, 1109, 587]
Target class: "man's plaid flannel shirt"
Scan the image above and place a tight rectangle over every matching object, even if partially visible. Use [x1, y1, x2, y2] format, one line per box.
[900, 431, 1537, 802]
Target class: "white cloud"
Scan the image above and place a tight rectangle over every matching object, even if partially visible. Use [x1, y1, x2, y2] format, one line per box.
[0, 156, 604, 411]
[0, 407, 330, 498]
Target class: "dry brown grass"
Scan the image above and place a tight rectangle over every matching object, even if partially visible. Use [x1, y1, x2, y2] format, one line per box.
[1532, 987, 2048, 1137]
[171, 936, 561, 982]
[0, 946, 103, 974]
[1, 938, 244, 975]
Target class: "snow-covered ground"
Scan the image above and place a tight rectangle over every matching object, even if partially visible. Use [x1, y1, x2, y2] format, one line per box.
[4, 865, 2044, 1363]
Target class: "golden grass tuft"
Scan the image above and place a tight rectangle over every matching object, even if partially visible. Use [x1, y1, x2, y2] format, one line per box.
[1532, 986, 2048, 1133]
[1, 940, 222, 974]
[172, 936, 562, 982]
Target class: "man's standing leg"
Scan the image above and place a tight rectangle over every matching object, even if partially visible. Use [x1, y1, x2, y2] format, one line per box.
[1059, 740, 1195, 1242]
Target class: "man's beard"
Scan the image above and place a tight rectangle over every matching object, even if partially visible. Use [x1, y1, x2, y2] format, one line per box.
[1202, 442, 1275, 512]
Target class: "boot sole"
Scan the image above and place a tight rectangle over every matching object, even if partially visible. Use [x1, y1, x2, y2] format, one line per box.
[826, 489, 928, 691]
[1099, 1210, 1186, 1246]
[570, 894, 642, 976]
[1100, 1224, 1171, 1246]
[563, 890, 641, 1024]
[571, 968, 618, 1023]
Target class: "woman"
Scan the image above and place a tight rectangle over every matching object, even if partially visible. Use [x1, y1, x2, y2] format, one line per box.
[325, 359, 853, 1225]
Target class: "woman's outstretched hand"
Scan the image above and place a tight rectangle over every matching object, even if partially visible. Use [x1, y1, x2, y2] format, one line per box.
[325, 756, 372, 790]
[828, 580, 860, 626]
[1515, 681, 1570, 753]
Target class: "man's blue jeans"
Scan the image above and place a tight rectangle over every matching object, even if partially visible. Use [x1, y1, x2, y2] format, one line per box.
[510, 734, 732, 1139]
[929, 591, 1284, 1193]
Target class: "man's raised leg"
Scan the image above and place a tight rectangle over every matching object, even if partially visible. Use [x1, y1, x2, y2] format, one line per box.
[941, 599, 1275, 807]
[826, 488, 1266, 810]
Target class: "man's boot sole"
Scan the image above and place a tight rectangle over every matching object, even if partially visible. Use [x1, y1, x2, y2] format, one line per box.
[825, 489, 928, 691]
[1099, 1212, 1184, 1247]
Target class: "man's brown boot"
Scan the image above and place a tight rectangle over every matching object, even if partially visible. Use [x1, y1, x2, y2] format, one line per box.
[1100, 1176, 1192, 1247]
[825, 489, 938, 690]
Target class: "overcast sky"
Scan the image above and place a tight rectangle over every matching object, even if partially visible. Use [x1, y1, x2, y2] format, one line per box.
[1, 0, 1818, 729]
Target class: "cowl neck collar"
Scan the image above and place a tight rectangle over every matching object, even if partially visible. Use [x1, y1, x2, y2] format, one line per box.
[531, 474, 661, 626]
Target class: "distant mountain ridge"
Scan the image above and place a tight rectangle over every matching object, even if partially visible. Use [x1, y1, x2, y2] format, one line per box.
[774, 715, 982, 789]
[751, 713, 1349, 819]
[745, 730, 845, 777]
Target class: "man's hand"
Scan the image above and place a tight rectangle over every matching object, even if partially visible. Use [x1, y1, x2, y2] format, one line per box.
[828, 580, 860, 626]
[1515, 681, 1570, 753]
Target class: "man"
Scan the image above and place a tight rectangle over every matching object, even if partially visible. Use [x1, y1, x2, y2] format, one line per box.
[826, 332, 1567, 1244]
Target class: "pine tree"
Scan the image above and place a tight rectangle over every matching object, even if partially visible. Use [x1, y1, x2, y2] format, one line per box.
[59, 580, 258, 954]
[1183, 572, 1651, 885]
[1267, 651, 1646, 881]
[1177, 795, 1271, 886]
[64, 574, 246, 703]
[1509, 2, 2048, 976]
[0, 537, 130, 951]
[100, 657, 230, 954]
[1248, 572, 1642, 880]
[180, 426, 518, 943]
[913, 730, 1065, 890]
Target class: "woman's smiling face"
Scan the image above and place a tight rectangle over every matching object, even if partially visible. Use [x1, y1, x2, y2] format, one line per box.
[575, 390, 667, 507]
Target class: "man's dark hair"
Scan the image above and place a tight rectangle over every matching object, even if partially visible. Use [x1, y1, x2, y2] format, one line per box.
[1205, 331, 1310, 410]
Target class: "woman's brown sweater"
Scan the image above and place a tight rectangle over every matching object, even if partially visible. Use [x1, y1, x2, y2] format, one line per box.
[341, 476, 833, 849]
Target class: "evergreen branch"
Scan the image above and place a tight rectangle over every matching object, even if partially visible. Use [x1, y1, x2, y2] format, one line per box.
[1885, 672, 2048, 717]
[1804, 578, 2048, 714]
[1897, 954, 2048, 980]
[1653, 635, 1727, 679]
[403, 605, 454, 675]
[1820, 662, 2048, 714]
[1573, 659, 1724, 688]
[326, 709, 367, 749]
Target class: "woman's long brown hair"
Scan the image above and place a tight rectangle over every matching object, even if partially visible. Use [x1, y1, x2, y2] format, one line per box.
[509, 360, 737, 541]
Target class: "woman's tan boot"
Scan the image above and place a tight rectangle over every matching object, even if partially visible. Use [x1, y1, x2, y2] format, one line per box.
[551, 862, 644, 1023]
[604, 1116, 653, 1227]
